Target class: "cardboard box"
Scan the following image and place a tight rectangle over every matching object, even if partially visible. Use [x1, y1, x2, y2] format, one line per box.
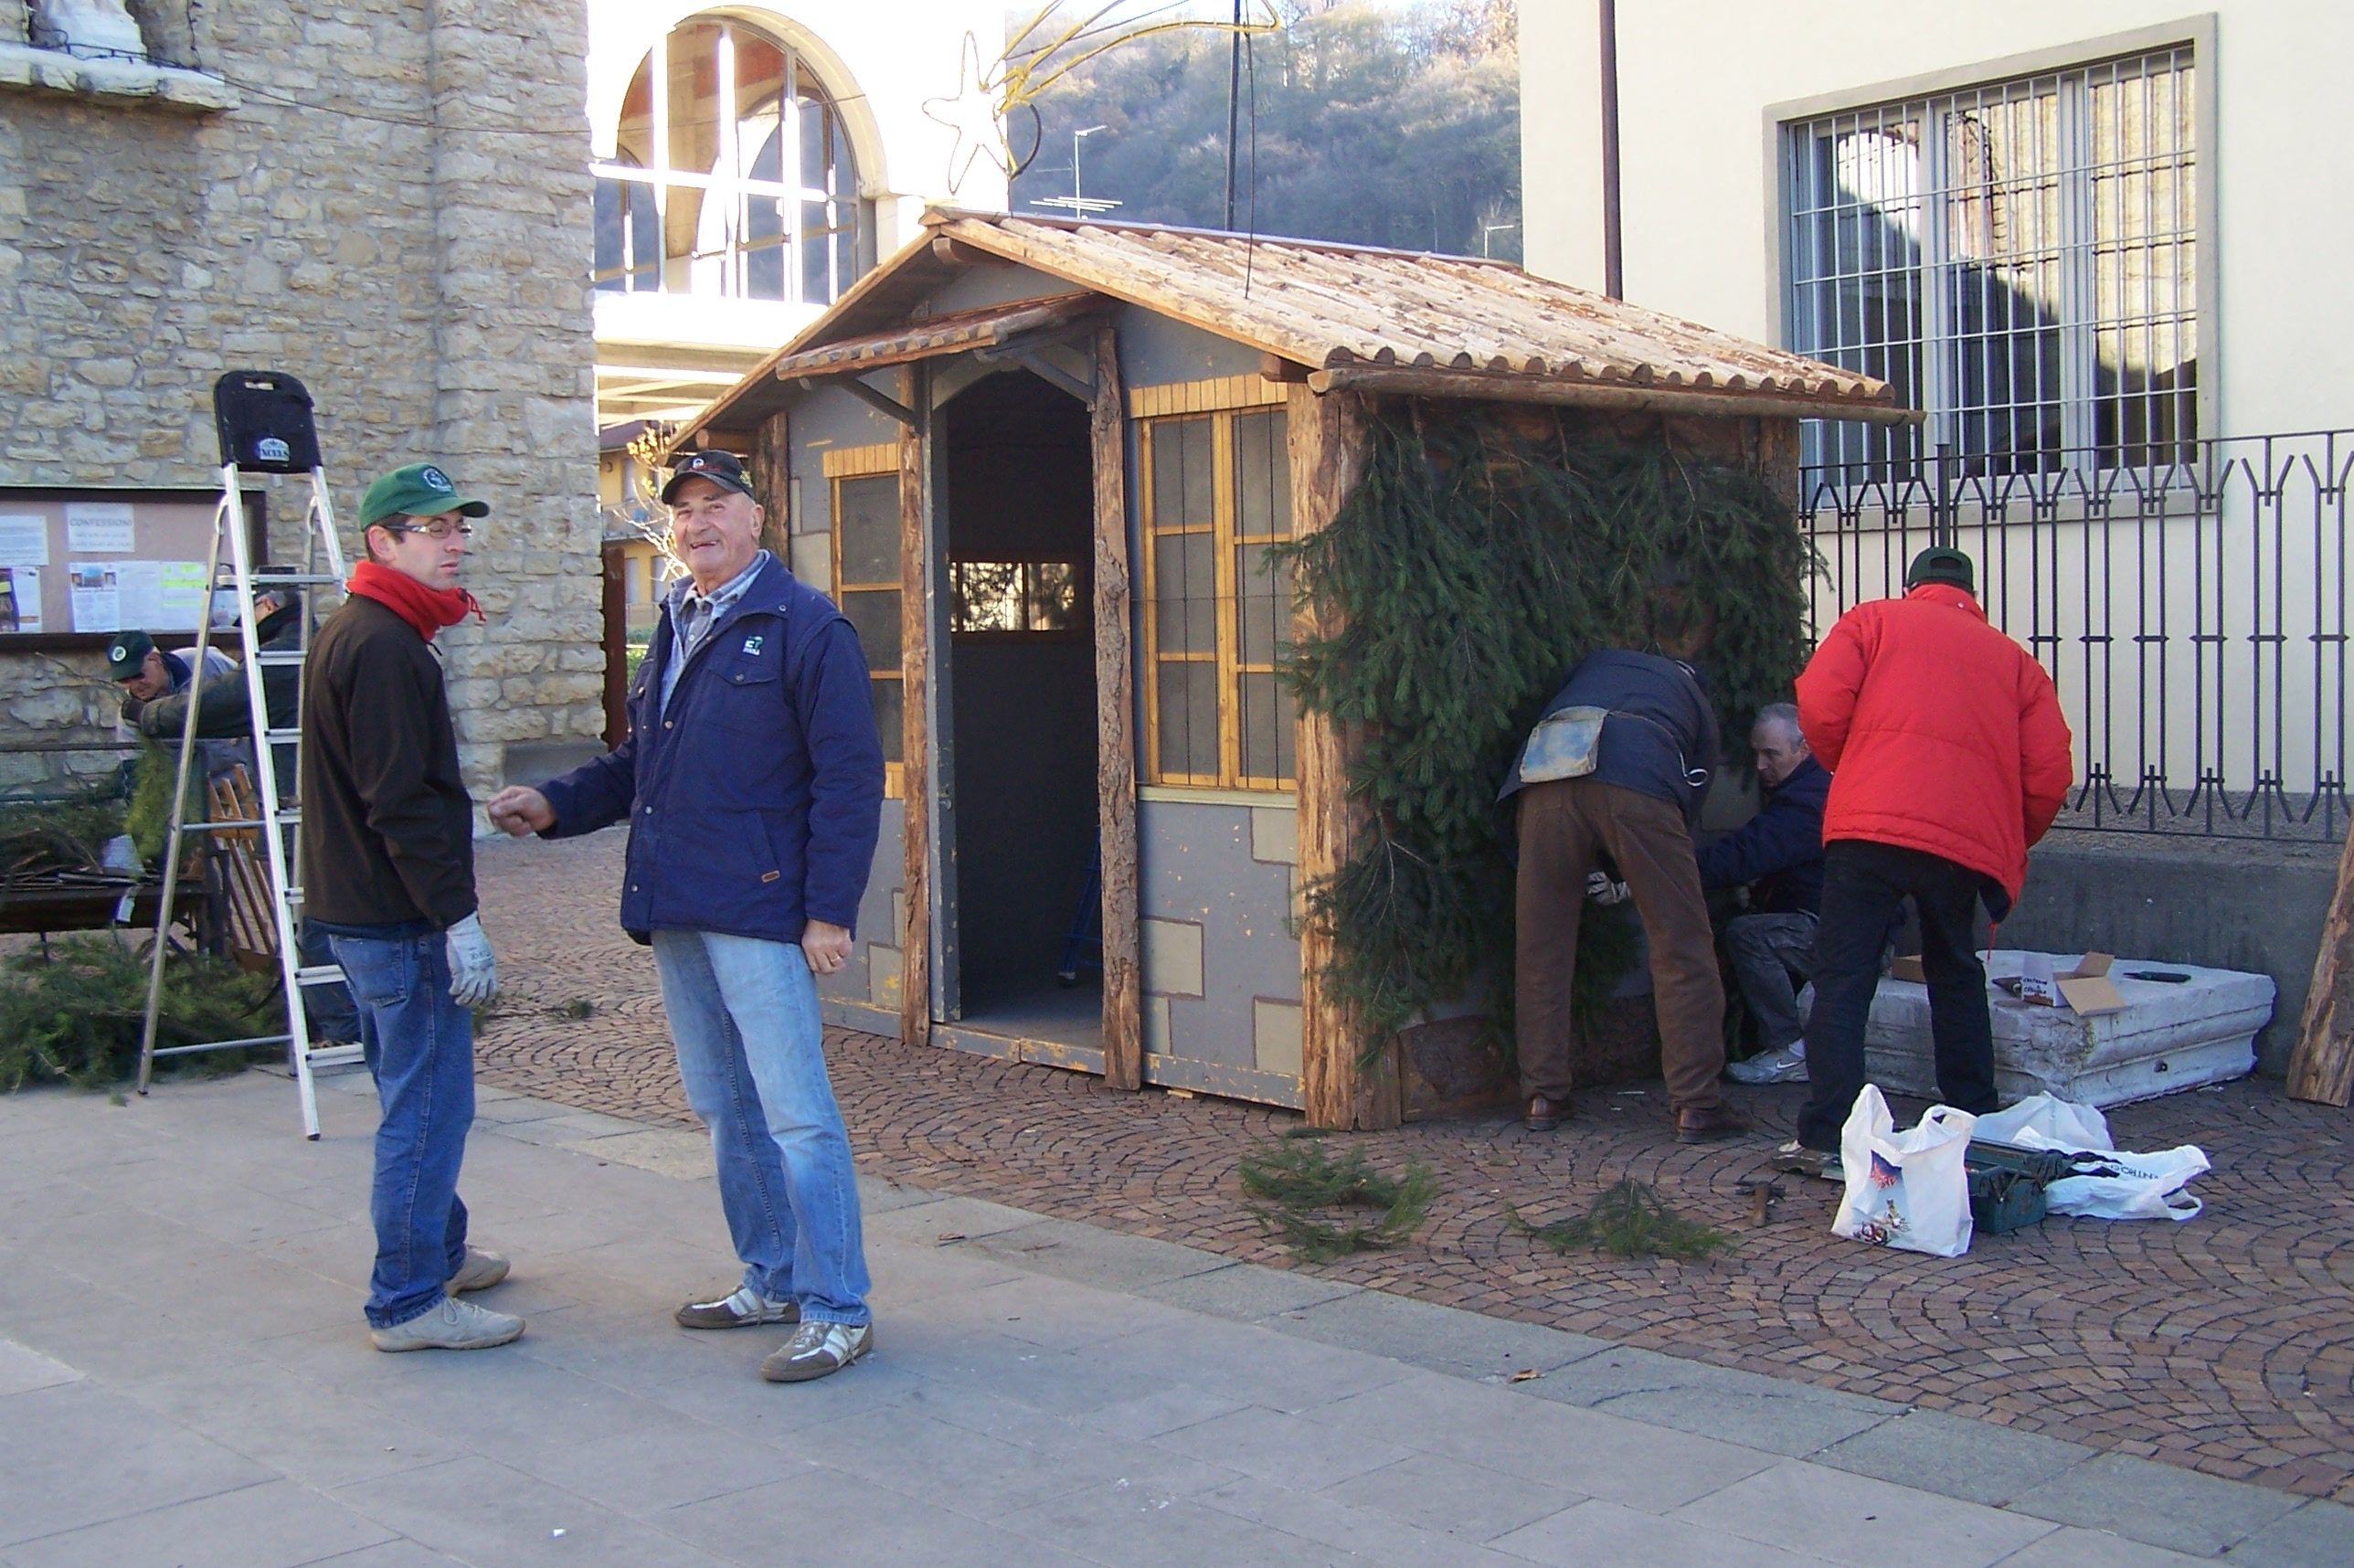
[1889, 952, 2127, 1015]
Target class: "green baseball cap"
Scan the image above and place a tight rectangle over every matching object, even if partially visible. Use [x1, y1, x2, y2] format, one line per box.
[1905, 546, 1976, 595]
[358, 462, 490, 527]
[105, 630, 155, 682]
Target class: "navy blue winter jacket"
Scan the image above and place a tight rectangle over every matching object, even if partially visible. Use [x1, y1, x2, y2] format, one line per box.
[1696, 755, 1829, 916]
[1498, 650, 1720, 830]
[535, 556, 885, 946]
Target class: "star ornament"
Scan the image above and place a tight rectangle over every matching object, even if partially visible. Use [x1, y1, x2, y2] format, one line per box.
[923, 32, 1013, 198]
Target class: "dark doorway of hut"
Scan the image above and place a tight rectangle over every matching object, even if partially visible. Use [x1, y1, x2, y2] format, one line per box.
[936, 368, 1102, 1063]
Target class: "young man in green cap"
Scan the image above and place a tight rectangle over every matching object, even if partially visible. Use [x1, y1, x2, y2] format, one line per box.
[302, 461, 517, 1351]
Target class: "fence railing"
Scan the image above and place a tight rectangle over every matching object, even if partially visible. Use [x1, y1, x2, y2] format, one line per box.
[1797, 430, 2352, 841]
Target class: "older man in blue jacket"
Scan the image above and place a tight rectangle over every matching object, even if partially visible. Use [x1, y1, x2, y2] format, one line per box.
[1698, 703, 1829, 1086]
[488, 450, 884, 1384]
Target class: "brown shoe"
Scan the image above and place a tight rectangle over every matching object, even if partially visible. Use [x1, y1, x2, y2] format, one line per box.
[1524, 1094, 1569, 1132]
[1674, 1103, 1751, 1143]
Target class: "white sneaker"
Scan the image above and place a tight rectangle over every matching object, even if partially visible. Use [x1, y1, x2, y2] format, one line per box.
[760, 1319, 874, 1383]
[447, 1246, 510, 1293]
[1727, 1045, 1809, 1085]
[674, 1285, 800, 1330]
[370, 1296, 525, 1352]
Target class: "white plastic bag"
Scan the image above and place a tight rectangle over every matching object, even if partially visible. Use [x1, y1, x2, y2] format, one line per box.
[1831, 1086, 1978, 1256]
[1974, 1093, 2113, 1151]
[1973, 1094, 2209, 1221]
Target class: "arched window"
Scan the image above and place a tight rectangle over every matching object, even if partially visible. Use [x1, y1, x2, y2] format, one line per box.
[591, 16, 870, 306]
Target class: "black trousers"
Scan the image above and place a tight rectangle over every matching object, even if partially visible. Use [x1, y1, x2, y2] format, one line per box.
[1795, 841, 2004, 1151]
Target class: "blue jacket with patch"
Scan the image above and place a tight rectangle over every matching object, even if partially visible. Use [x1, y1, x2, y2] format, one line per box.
[535, 556, 885, 946]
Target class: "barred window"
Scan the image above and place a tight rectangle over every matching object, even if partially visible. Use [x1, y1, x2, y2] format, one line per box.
[1141, 408, 1296, 790]
[1785, 45, 2196, 479]
[593, 16, 870, 305]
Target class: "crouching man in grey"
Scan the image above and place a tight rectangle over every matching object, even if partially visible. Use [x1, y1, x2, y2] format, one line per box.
[488, 449, 885, 1384]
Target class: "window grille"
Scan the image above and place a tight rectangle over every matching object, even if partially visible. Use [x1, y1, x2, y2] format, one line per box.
[1141, 408, 1296, 791]
[832, 471, 903, 791]
[592, 16, 871, 306]
[1784, 45, 2197, 480]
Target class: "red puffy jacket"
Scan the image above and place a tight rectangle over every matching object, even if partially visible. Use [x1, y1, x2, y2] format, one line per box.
[1796, 584, 2074, 903]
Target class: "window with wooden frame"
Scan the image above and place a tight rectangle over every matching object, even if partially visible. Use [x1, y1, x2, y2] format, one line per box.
[1141, 406, 1296, 791]
[825, 445, 903, 794]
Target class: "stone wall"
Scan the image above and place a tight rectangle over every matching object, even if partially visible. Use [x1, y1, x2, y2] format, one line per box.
[0, 0, 602, 801]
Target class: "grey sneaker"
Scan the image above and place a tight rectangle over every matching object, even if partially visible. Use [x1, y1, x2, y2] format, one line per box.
[760, 1319, 874, 1383]
[370, 1296, 525, 1352]
[1727, 1046, 1809, 1086]
[1775, 1139, 1844, 1182]
[447, 1246, 510, 1294]
[675, 1285, 801, 1330]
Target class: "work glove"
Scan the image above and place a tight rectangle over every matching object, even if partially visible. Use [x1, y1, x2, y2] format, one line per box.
[1584, 870, 1630, 906]
[444, 912, 499, 1008]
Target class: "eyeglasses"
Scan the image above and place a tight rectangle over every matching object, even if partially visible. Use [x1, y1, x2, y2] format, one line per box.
[381, 521, 474, 540]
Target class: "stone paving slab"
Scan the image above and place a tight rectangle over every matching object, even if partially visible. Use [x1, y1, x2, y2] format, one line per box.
[0, 1071, 2338, 1568]
[467, 830, 2354, 1505]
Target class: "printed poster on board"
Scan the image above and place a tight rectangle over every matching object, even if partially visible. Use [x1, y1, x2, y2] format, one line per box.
[0, 566, 40, 633]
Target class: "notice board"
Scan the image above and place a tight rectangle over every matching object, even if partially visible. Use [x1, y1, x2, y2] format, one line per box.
[0, 487, 265, 650]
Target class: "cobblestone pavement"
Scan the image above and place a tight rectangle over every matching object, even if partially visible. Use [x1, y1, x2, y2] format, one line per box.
[473, 831, 2354, 1505]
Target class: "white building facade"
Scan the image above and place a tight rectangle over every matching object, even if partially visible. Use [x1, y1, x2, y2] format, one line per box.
[1522, 3, 2353, 842]
[585, 0, 1010, 429]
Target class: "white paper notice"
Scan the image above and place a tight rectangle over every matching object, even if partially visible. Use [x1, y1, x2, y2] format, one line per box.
[0, 566, 41, 632]
[69, 563, 121, 633]
[0, 515, 48, 567]
[65, 502, 135, 554]
[115, 560, 208, 630]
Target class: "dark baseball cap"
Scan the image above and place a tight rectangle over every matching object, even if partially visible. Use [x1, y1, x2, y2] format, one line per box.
[106, 630, 155, 682]
[662, 449, 755, 503]
[1905, 546, 1976, 595]
[359, 462, 491, 527]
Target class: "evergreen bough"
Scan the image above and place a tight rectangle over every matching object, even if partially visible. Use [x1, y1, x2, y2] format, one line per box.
[0, 935, 283, 1092]
[1273, 406, 1812, 1068]
[1239, 1136, 1437, 1264]
[1505, 1179, 1738, 1261]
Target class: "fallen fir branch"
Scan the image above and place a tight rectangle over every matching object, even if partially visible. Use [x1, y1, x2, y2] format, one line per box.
[1505, 1178, 1738, 1261]
[1239, 1137, 1437, 1265]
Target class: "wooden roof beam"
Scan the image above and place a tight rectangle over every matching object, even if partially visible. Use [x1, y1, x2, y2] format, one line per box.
[798, 374, 917, 428]
[1305, 366, 1924, 426]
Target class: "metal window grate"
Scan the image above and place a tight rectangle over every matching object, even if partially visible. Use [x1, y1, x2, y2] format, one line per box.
[1786, 46, 2197, 481]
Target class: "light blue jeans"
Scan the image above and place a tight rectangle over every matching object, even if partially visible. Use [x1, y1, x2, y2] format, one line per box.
[651, 929, 871, 1326]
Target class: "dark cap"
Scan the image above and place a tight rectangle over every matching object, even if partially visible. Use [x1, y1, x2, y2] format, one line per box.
[106, 630, 155, 682]
[1905, 546, 1976, 595]
[359, 462, 491, 527]
[662, 450, 756, 504]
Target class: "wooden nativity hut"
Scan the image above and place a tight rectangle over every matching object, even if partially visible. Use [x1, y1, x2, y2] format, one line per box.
[674, 210, 1911, 1130]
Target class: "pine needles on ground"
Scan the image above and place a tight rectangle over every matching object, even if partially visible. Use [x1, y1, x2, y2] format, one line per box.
[1239, 1137, 1437, 1265]
[1505, 1179, 1737, 1261]
[1272, 406, 1813, 1069]
[0, 934, 283, 1092]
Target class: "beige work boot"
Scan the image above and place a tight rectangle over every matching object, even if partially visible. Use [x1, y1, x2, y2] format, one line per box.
[370, 1296, 525, 1352]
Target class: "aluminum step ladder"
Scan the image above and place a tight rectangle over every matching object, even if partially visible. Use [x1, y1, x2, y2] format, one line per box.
[135, 370, 353, 1139]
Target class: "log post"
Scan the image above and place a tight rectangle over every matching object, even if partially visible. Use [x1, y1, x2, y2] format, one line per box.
[2287, 826, 2354, 1106]
[1288, 383, 1400, 1129]
[897, 366, 933, 1051]
[753, 411, 793, 563]
[1091, 325, 1144, 1091]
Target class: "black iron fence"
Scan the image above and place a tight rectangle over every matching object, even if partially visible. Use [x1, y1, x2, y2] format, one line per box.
[1797, 430, 2352, 841]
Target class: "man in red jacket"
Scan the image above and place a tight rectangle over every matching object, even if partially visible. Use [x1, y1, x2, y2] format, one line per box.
[1784, 547, 2073, 1175]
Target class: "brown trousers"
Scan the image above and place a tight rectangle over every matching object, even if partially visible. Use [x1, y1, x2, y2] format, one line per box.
[1514, 778, 1725, 1110]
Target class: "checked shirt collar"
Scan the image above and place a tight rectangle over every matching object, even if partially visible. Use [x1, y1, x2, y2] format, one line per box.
[660, 549, 770, 718]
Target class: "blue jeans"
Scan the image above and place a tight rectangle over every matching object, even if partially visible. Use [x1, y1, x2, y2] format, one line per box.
[1723, 912, 1817, 1052]
[325, 923, 473, 1330]
[297, 919, 361, 1043]
[651, 929, 870, 1326]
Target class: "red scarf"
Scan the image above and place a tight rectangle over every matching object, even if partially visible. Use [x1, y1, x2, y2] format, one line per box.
[345, 560, 483, 642]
